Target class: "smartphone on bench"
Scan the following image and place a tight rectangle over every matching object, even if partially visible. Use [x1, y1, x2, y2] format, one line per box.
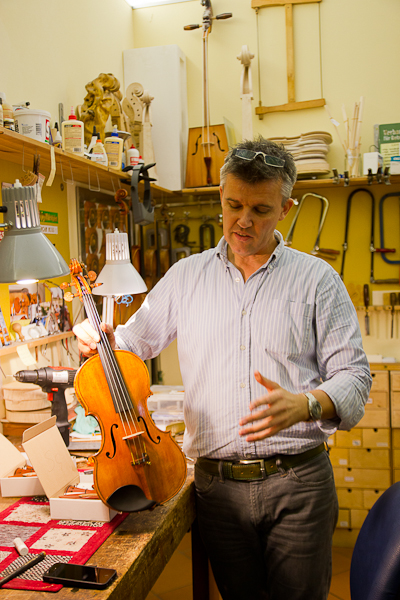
[42, 562, 117, 589]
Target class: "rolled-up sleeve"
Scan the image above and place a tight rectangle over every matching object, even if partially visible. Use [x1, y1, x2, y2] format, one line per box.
[314, 271, 372, 431]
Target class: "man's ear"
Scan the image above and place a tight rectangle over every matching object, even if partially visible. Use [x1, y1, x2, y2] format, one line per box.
[279, 197, 294, 221]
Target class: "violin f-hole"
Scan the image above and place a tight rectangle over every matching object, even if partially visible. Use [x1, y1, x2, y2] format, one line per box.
[191, 134, 202, 156]
[213, 131, 225, 152]
[138, 415, 161, 444]
[106, 423, 119, 459]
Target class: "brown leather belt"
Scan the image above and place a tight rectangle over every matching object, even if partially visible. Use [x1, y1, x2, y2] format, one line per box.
[196, 443, 326, 482]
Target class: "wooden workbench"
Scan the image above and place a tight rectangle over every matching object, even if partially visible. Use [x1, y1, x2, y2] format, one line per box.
[0, 466, 200, 600]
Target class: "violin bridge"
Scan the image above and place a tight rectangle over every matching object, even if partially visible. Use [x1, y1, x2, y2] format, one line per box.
[123, 432, 144, 440]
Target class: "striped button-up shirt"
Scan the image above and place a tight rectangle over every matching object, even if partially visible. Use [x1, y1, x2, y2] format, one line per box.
[115, 231, 372, 460]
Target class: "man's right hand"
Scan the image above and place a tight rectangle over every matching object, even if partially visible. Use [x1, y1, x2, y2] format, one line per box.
[72, 319, 118, 356]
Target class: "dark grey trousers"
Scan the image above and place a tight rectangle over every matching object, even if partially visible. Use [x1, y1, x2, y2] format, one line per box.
[194, 451, 338, 600]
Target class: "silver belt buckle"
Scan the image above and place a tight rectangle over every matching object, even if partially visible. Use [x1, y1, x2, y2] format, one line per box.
[236, 459, 267, 480]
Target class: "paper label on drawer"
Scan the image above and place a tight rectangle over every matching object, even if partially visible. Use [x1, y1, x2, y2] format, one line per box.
[339, 459, 348, 465]
[339, 521, 349, 527]
[344, 476, 355, 482]
[377, 443, 389, 447]
[367, 397, 373, 404]
[352, 440, 361, 446]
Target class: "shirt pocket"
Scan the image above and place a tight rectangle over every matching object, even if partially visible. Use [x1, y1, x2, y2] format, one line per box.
[255, 299, 313, 358]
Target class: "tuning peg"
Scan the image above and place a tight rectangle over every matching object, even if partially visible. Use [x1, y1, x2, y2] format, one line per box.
[90, 283, 103, 289]
[64, 292, 76, 302]
[184, 23, 200, 30]
[87, 271, 97, 282]
[60, 282, 70, 290]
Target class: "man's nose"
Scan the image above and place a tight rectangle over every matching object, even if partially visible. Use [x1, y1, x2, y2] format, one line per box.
[237, 209, 252, 228]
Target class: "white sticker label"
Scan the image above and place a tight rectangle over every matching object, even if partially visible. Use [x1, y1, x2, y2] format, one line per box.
[352, 440, 361, 446]
[339, 459, 348, 465]
[344, 476, 355, 482]
[52, 371, 70, 384]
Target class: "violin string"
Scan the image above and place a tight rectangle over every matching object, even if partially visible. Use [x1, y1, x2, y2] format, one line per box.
[83, 291, 147, 461]
[80, 283, 146, 460]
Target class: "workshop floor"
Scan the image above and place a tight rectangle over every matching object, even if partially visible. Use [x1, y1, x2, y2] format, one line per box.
[145, 535, 353, 600]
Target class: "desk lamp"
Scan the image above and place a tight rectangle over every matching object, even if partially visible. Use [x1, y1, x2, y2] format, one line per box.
[92, 229, 147, 326]
[0, 182, 69, 284]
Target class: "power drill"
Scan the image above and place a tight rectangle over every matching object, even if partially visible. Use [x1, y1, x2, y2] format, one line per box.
[14, 367, 76, 447]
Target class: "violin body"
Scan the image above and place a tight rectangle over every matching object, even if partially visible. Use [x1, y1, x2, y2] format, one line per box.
[74, 349, 187, 513]
[185, 124, 228, 188]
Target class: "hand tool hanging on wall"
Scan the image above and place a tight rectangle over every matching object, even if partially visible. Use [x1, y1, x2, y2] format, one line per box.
[284, 193, 338, 259]
[121, 162, 156, 226]
[390, 292, 397, 338]
[363, 284, 370, 335]
[184, 0, 232, 187]
[340, 188, 395, 284]
[379, 192, 400, 266]
[199, 222, 215, 251]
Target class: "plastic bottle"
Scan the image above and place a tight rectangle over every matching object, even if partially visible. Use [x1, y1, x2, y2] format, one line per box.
[61, 107, 84, 156]
[127, 144, 140, 166]
[138, 155, 144, 169]
[0, 99, 3, 128]
[53, 123, 62, 148]
[87, 126, 98, 154]
[91, 138, 108, 166]
[104, 125, 123, 170]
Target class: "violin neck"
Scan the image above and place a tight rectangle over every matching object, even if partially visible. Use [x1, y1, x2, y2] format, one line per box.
[82, 293, 131, 414]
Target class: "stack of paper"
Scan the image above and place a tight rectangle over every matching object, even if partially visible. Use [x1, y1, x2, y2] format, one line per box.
[268, 131, 333, 178]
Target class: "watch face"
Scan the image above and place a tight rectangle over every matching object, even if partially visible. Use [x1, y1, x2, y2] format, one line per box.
[307, 394, 322, 420]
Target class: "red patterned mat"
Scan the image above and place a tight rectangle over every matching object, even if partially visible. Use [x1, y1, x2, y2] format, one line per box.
[0, 496, 127, 592]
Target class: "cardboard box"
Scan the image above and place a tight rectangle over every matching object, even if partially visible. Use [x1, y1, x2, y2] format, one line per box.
[0, 433, 45, 497]
[22, 417, 116, 522]
[363, 152, 383, 175]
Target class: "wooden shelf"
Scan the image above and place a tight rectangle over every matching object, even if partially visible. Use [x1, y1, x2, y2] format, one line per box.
[0, 127, 175, 198]
[0, 330, 74, 357]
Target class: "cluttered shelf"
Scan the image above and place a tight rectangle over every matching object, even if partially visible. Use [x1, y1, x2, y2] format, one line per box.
[0, 127, 176, 199]
[0, 331, 74, 358]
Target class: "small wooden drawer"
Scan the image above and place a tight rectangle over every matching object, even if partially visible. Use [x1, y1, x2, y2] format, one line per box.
[330, 448, 349, 467]
[337, 488, 363, 509]
[335, 430, 362, 448]
[393, 429, 400, 448]
[370, 371, 389, 392]
[337, 509, 350, 528]
[363, 489, 385, 509]
[390, 371, 400, 390]
[333, 467, 391, 489]
[362, 428, 390, 448]
[348, 448, 390, 469]
[350, 509, 368, 529]
[354, 410, 390, 428]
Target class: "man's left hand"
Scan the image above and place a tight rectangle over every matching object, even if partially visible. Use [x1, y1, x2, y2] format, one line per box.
[238, 371, 309, 442]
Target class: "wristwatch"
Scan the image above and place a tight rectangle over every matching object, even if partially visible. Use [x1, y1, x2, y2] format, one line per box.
[304, 392, 323, 421]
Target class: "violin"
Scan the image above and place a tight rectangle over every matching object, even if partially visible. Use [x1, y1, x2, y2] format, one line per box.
[184, 0, 232, 188]
[63, 259, 187, 513]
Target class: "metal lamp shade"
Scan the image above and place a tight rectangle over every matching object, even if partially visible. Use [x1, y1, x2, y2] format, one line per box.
[0, 184, 69, 283]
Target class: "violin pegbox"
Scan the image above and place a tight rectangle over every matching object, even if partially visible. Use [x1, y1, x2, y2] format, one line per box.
[61, 259, 102, 302]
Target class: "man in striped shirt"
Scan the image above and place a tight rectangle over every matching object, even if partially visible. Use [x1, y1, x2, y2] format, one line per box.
[74, 137, 371, 600]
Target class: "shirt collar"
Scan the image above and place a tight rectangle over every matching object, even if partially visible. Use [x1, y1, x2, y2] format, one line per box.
[216, 230, 285, 270]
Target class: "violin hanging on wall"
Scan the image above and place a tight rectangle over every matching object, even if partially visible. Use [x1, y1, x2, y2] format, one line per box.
[184, 0, 232, 188]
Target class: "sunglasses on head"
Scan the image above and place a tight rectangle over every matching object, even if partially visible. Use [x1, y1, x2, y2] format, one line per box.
[231, 148, 285, 167]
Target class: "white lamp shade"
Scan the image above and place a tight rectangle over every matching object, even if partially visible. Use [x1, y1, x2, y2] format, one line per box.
[93, 260, 147, 296]
[92, 229, 147, 296]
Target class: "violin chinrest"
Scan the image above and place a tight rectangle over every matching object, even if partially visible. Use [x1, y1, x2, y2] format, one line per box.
[107, 484, 157, 513]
